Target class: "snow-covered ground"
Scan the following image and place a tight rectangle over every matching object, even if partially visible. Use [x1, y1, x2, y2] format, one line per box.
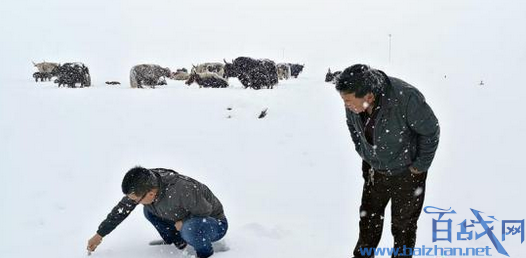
[1, 0, 526, 257]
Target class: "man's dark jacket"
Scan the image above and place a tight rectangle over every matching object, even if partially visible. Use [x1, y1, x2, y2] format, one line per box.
[346, 75, 440, 174]
[96, 168, 226, 237]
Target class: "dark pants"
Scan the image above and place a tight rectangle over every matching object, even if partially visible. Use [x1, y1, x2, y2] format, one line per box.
[144, 208, 228, 258]
[353, 164, 428, 258]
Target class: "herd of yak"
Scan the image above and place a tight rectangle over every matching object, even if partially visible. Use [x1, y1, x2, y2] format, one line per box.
[32, 57, 343, 89]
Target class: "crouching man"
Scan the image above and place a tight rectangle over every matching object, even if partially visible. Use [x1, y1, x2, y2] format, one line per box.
[87, 166, 228, 258]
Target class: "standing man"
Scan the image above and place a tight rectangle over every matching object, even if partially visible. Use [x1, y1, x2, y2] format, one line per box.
[336, 64, 440, 257]
[87, 166, 228, 258]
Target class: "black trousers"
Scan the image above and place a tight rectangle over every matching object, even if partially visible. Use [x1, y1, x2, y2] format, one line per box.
[353, 163, 428, 258]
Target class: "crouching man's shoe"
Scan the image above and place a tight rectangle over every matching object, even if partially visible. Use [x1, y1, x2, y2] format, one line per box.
[149, 239, 170, 245]
[174, 239, 188, 250]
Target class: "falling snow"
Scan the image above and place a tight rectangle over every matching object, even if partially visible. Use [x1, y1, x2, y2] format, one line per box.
[1, 1, 525, 258]
[414, 187, 423, 197]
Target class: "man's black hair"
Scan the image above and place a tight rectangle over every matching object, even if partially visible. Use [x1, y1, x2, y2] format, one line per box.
[335, 64, 387, 97]
[121, 166, 158, 196]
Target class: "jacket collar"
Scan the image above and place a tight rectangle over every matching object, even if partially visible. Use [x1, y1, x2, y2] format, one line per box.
[150, 170, 166, 203]
[377, 71, 395, 109]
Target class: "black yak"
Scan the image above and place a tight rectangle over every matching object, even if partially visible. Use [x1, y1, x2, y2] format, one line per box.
[51, 62, 91, 88]
[223, 57, 278, 90]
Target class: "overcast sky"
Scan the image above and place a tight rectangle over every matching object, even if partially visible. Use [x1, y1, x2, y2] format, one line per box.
[1, 0, 525, 84]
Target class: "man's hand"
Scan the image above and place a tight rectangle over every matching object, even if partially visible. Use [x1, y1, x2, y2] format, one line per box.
[409, 166, 424, 175]
[175, 220, 183, 231]
[87, 234, 103, 253]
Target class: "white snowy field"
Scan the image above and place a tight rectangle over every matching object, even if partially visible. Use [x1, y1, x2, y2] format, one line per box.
[1, 72, 525, 258]
[1, 0, 526, 257]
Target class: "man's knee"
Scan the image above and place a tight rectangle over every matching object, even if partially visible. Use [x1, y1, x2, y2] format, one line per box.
[360, 208, 385, 221]
[180, 218, 208, 241]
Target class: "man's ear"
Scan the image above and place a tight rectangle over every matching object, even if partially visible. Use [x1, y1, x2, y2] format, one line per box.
[148, 188, 158, 196]
[365, 93, 375, 102]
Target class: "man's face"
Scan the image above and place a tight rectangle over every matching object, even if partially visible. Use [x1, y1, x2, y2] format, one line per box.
[127, 190, 157, 205]
[339, 92, 374, 114]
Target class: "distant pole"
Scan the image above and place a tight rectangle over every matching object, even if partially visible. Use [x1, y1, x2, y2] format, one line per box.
[388, 34, 392, 63]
